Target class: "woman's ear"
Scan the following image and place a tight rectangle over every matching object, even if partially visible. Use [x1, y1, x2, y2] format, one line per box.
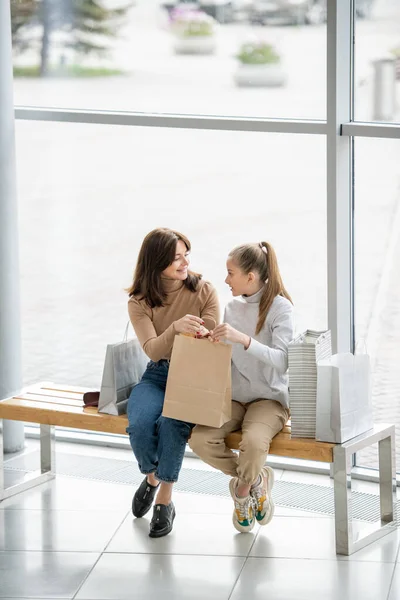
[248, 271, 256, 283]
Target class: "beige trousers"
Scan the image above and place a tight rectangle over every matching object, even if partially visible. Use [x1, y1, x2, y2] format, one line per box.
[189, 399, 289, 486]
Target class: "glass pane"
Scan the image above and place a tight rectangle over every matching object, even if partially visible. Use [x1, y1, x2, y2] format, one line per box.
[354, 137, 400, 470]
[11, 0, 326, 119]
[15, 122, 326, 387]
[354, 1, 400, 123]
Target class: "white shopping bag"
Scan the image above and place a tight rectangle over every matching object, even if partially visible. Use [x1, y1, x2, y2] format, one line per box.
[98, 328, 149, 416]
[316, 353, 373, 443]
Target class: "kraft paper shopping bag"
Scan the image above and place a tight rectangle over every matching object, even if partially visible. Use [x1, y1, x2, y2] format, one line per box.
[162, 335, 232, 427]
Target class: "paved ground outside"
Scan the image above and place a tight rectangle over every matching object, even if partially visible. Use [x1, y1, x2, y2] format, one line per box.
[10, 0, 400, 469]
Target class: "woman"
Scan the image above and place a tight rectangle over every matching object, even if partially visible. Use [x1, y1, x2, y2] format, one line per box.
[126, 227, 219, 538]
[189, 241, 293, 533]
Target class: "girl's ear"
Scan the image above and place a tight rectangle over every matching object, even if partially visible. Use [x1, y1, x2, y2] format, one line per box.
[248, 271, 256, 283]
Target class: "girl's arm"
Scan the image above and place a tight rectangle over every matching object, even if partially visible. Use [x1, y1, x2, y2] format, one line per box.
[210, 305, 294, 374]
[245, 307, 294, 374]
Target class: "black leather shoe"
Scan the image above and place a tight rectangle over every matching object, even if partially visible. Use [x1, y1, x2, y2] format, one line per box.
[149, 502, 176, 538]
[132, 477, 159, 518]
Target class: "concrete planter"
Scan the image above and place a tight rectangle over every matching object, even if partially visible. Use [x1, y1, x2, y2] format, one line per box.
[234, 63, 286, 87]
[173, 35, 216, 55]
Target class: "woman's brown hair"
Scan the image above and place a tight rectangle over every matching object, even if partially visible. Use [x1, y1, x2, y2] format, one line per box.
[127, 228, 201, 308]
[229, 241, 293, 335]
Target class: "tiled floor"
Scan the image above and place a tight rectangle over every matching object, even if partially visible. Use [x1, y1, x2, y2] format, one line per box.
[1, 441, 399, 600]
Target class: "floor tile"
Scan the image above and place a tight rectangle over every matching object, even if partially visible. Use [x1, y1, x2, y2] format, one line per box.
[350, 478, 380, 495]
[172, 492, 233, 514]
[250, 516, 336, 559]
[106, 511, 256, 556]
[4, 447, 41, 471]
[250, 516, 400, 562]
[2, 469, 32, 490]
[230, 557, 394, 600]
[0, 509, 127, 552]
[388, 563, 400, 600]
[76, 553, 245, 600]
[274, 506, 333, 518]
[280, 469, 334, 487]
[0, 551, 99, 598]
[0, 476, 135, 511]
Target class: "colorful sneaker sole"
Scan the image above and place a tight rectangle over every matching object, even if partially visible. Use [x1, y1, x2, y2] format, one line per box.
[229, 478, 256, 533]
[255, 466, 275, 526]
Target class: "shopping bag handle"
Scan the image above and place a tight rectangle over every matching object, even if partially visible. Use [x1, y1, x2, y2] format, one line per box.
[354, 338, 368, 355]
[123, 321, 131, 342]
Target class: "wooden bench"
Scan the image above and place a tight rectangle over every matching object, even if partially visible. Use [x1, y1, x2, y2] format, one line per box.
[0, 382, 396, 555]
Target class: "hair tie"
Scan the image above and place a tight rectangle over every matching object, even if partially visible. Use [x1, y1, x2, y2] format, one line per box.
[259, 243, 268, 255]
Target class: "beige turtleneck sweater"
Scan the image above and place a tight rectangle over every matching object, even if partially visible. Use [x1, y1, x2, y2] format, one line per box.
[128, 278, 219, 362]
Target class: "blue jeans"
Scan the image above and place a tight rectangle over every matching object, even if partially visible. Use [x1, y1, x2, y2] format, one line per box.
[126, 360, 193, 483]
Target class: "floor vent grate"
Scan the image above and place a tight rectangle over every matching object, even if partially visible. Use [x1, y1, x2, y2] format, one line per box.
[4, 450, 398, 524]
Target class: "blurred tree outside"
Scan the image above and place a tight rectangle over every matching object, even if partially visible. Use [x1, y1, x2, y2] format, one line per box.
[10, 0, 133, 76]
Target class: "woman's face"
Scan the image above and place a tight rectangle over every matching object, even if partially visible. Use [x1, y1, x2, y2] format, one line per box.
[162, 240, 190, 280]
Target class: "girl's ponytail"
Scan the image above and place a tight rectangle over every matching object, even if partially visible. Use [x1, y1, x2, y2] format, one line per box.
[257, 241, 292, 334]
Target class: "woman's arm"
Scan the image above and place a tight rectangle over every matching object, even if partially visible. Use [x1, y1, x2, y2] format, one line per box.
[128, 298, 206, 362]
[128, 299, 176, 362]
[199, 285, 220, 332]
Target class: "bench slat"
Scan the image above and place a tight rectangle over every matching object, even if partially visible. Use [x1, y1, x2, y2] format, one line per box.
[0, 385, 335, 463]
[40, 382, 97, 394]
[15, 393, 84, 408]
[27, 389, 85, 402]
[0, 397, 129, 435]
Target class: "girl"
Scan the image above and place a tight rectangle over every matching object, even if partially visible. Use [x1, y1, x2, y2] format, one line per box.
[189, 241, 293, 533]
[126, 228, 219, 538]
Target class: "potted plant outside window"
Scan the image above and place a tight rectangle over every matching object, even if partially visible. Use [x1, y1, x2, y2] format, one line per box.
[171, 8, 217, 55]
[234, 40, 286, 87]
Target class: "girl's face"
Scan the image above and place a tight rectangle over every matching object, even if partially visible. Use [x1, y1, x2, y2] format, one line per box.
[162, 240, 190, 280]
[225, 257, 256, 297]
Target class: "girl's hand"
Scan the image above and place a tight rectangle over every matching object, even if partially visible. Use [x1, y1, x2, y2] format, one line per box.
[209, 323, 250, 348]
[174, 314, 205, 336]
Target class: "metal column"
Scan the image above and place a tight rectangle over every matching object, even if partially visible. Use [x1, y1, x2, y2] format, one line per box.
[326, 0, 354, 354]
[0, 0, 25, 452]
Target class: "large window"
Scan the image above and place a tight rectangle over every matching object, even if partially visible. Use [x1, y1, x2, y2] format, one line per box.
[16, 120, 326, 387]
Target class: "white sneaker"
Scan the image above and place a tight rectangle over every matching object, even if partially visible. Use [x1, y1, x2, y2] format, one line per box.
[229, 478, 256, 533]
[251, 466, 275, 526]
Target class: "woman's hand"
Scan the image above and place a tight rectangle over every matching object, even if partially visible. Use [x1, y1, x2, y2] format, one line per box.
[209, 323, 250, 348]
[174, 314, 205, 336]
[195, 325, 210, 339]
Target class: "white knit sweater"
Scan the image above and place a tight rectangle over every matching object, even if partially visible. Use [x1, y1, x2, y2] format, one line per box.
[224, 289, 294, 408]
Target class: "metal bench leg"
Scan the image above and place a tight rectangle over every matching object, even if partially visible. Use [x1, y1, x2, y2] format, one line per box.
[379, 432, 396, 523]
[333, 424, 397, 555]
[0, 420, 56, 501]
